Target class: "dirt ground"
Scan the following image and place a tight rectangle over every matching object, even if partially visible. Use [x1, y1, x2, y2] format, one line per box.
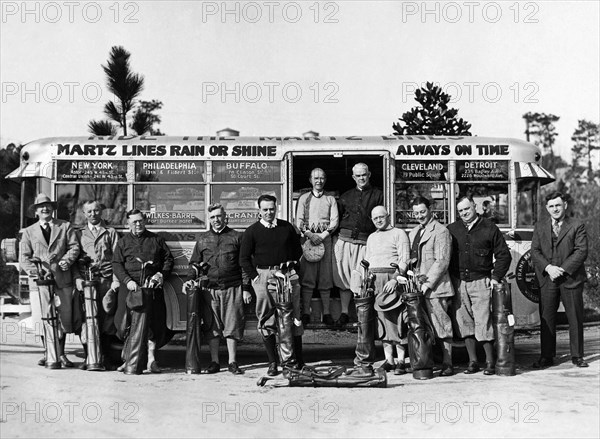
[1, 317, 598, 439]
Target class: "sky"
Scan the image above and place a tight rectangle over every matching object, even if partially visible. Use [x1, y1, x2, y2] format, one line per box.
[1, 0, 599, 162]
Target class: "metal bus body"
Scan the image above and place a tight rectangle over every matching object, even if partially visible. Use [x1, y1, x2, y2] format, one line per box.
[4, 134, 554, 329]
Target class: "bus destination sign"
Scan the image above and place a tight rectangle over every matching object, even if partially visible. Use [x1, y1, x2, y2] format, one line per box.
[456, 160, 509, 181]
[135, 161, 205, 182]
[56, 160, 127, 182]
[396, 160, 448, 181]
[212, 161, 281, 182]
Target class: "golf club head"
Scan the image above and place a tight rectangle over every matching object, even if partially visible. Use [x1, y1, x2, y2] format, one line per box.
[390, 262, 399, 272]
[28, 257, 44, 277]
[286, 260, 296, 271]
[198, 262, 210, 275]
[360, 260, 370, 269]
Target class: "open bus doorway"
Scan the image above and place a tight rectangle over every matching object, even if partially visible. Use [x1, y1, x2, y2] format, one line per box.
[291, 155, 384, 211]
[289, 154, 385, 327]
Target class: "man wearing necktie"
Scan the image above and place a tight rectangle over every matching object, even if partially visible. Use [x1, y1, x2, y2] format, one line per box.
[531, 192, 589, 368]
[409, 196, 455, 377]
[20, 193, 80, 368]
[75, 200, 120, 369]
[239, 194, 303, 377]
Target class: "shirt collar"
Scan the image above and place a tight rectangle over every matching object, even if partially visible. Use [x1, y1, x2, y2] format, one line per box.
[463, 215, 480, 230]
[260, 219, 278, 228]
[212, 226, 227, 234]
[312, 190, 324, 198]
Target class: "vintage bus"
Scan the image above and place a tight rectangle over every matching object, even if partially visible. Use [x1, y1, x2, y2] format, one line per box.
[3, 134, 554, 330]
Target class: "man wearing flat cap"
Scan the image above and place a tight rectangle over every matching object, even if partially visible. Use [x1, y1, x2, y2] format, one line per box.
[363, 205, 410, 374]
[20, 193, 80, 368]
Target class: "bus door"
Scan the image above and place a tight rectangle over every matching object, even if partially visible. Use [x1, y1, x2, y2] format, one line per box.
[285, 150, 392, 222]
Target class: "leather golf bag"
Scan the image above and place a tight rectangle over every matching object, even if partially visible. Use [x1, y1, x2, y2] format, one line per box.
[276, 301, 297, 369]
[123, 287, 155, 375]
[353, 295, 377, 369]
[492, 282, 515, 376]
[185, 282, 202, 374]
[404, 291, 434, 379]
[36, 278, 62, 369]
[83, 279, 104, 371]
[287, 365, 387, 388]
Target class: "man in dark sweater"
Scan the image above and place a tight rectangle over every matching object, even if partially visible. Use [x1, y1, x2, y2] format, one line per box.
[113, 209, 174, 374]
[332, 163, 384, 326]
[185, 203, 251, 375]
[447, 196, 511, 376]
[239, 194, 303, 376]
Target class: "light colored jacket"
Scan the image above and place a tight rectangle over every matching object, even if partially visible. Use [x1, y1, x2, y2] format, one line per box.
[20, 218, 80, 288]
[408, 219, 454, 298]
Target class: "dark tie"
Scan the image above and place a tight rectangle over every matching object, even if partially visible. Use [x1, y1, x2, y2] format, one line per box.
[411, 227, 424, 262]
[553, 220, 561, 237]
[41, 223, 51, 244]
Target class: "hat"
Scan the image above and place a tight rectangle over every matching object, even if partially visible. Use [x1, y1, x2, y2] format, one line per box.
[30, 193, 57, 211]
[374, 288, 403, 312]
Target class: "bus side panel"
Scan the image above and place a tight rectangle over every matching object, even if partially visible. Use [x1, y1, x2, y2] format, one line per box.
[505, 239, 541, 328]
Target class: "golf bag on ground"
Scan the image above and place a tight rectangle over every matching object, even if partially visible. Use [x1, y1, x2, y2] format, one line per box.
[353, 295, 377, 369]
[492, 281, 515, 376]
[404, 291, 435, 380]
[122, 287, 155, 375]
[286, 365, 387, 387]
[36, 278, 62, 369]
[185, 262, 212, 374]
[82, 279, 105, 371]
[276, 301, 298, 369]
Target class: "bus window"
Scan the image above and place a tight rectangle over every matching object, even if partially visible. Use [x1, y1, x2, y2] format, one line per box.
[455, 159, 510, 226]
[56, 184, 128, 227]
[134, 184, 205, 228]
[395, 160, 449, 226]
[456, 183, 509, 225]
[212, 184, 281, 229]
[133, 159, 206, 228]
[517, 179, 537, 226]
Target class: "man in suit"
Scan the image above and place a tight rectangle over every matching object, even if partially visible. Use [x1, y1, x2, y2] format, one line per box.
[409, 196, 455, 376]
[531, 191, 589, 368]
[75, 200, 120, 370]
[20, 193, 80, 367]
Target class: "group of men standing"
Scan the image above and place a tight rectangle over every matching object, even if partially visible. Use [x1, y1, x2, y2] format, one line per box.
[21, 169, 589, 377]
[22, 195, 174, 374]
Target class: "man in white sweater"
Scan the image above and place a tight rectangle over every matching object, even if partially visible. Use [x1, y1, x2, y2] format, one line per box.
[364, 205, 410, 374]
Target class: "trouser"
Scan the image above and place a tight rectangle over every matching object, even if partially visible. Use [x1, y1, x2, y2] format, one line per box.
[539, 282, 584, 358]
